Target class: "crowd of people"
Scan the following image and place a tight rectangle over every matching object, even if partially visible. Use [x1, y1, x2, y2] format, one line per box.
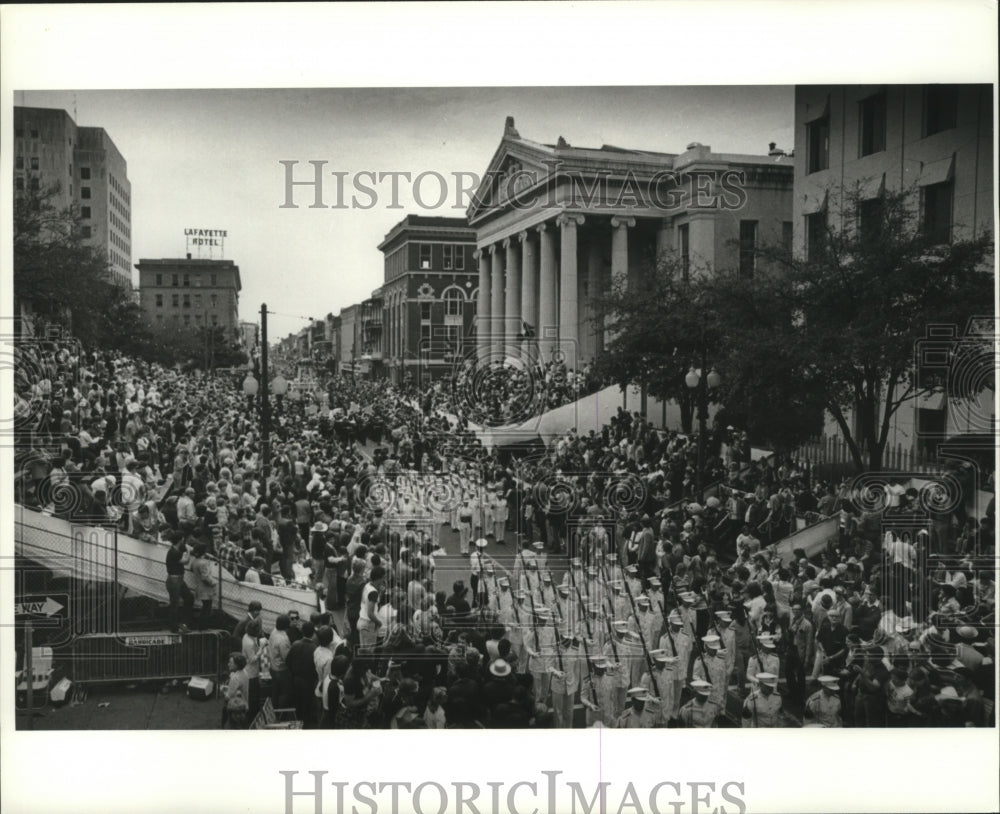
[445, 356, 606, 426]
[11, 335, 996, 729]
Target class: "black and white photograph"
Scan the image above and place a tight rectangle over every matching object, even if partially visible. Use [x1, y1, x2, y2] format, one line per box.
[2, 4, 997, 814]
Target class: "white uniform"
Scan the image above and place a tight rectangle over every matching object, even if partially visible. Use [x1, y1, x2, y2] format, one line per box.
[549, 644, 582, 728]
[742, 689, 782, 727]
[640, 668, 675, 725]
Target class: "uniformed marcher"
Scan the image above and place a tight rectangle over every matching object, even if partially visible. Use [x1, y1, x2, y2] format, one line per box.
[742, 672, 782, 727]
[622, 629, 646, 687]
[549, 629, 582, 728]
[605, 620, 632, 710]
[715, 610, 737, 684]
[679, 680, 720, 728]
[640, 650, 677, 725]
[692, 635, 728, 708]
[525, 605, 556, 702]
[804, 675, 843, 727]
[581, 655, 621, 727]
[659, 610, 691, 717]
[617, 687, 654, 728]
[747, 634, 781, 684]
[636, 595, 663, 653]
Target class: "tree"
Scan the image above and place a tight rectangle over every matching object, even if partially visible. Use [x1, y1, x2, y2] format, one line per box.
[594, 252, 824, 450]
[14, 183, 150, 351]
[747, 184, 994, 471]
[594, 253, 715, 434]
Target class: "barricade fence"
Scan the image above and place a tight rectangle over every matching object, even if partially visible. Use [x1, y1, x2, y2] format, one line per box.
[792, 434, 946, 475]
[56, 631, 226, 687]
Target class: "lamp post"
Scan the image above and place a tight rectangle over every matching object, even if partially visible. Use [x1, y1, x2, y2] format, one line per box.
[685, 363, 721, 497]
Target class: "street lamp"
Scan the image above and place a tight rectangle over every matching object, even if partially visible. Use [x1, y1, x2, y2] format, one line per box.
[685, 365, 721, 496]
[242, 373, 259, 413]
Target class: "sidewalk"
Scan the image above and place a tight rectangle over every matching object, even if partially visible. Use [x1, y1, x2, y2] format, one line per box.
[17, 681, 221, 730]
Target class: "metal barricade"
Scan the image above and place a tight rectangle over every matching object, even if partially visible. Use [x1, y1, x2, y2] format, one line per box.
[56, 630, 226, 686]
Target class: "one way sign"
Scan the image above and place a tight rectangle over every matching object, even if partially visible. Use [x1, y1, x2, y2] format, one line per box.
[15, 594, 68, 622]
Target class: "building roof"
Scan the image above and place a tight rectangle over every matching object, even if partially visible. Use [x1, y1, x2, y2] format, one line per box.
[467, 117, 794, 223]
[135, 258, 241, 291]
[377, 214, 476, 252]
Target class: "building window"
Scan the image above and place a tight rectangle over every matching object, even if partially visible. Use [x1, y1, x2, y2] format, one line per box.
[419, 244, 432, 270]
[183, 314, 191, 326]
[678, 224, 690, 279]
[210, 294, 218, 309]
[156, 273, 162, 286]
[172, 294, 179, 307]
[858, 92, 887, 157]
[172, 274, 179, 286]
[420, 323, 432, 353]
[182, 294, 190, 308]
[211, 314, 218, 326]
[183, 274, 190, 287]
[922, 181, 954, 245]
[858, 198, 885, 244]
[210, 274, 217, 286]
[81, 226, 91, 239]
[739, 220, 758, 278]
[16, 178, 24, 191]
[194, 294, 202, 309]
[782, 221, 794, 253]
[81, 167, 91, 180]
[192, 275, 200, 287]
[445, 325, 461, 355]
[443, 244, 454, 270]
[806, 211, 827, 262]
[30, 157, 39, 170]
[444, 288, 463, 316]
[30, 178, 40, 191]
[155, 294, 163, 307]
[16, 156, 24, 169]
[454, 246, 464, 270]
[806, 115, 829, 174]
[925, 85, 959, 136]
[30, 129, 39, 138]
[420, 302, 433, 322]
[195, 314, 203, 325]
[81, 206, 91, 219]
[81, 186, 91, 199]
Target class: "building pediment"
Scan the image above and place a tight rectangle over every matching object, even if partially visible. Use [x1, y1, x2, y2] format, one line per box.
[467, 137, 558, 224]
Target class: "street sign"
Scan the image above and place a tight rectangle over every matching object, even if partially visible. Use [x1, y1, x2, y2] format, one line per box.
[123, 634, 181, 647]
[15, 594, 67, 622]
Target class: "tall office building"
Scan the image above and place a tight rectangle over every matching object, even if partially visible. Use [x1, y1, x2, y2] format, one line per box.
[793, 84, 994, 457]
[13, 106, 132, 288]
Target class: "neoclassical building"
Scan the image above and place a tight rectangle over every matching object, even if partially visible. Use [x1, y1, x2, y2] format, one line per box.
[468, 117, 794, 368]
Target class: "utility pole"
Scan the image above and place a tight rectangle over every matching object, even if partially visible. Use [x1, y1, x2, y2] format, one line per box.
[260, 303, 270, 478]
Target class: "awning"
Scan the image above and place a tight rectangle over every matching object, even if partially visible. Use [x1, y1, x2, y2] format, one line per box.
[916, 390, 947, 410]
[803, 95, 830, 123]
[917, 154, 955, 187]
[802, 188, 828, 215]
[860, 172, 886, 200]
